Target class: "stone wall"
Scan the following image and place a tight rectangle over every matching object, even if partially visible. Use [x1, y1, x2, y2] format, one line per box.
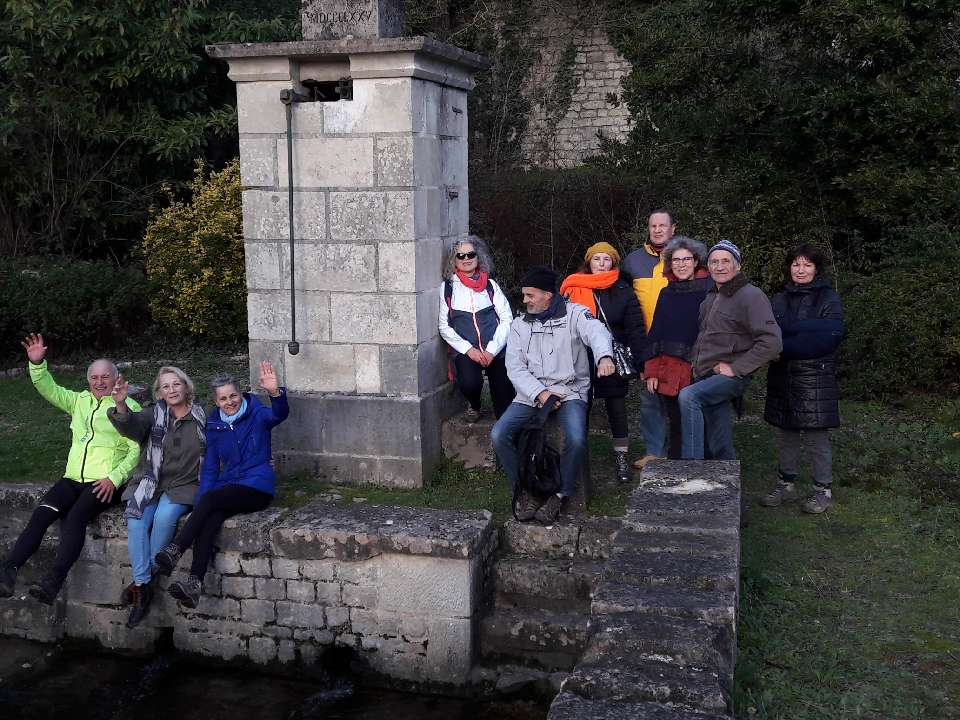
[519, 0, 633, 168]
[0, 484, 496, 687]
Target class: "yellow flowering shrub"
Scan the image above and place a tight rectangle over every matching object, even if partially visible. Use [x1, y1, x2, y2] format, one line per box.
[142, 159, 245, 339]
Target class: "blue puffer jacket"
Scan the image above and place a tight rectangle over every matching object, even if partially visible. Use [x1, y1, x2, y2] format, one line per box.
[198, 390, 289, 499]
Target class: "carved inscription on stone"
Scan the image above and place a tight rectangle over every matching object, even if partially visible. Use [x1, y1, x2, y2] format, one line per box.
[302, 0, 404, 40]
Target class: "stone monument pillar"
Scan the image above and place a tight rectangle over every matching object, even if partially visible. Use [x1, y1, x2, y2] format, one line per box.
[207, 1, 488, 488]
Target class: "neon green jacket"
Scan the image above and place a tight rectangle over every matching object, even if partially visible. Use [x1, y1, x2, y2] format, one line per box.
[30, 360, 141, 488]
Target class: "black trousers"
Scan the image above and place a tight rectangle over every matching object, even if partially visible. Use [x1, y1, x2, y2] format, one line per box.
[172, 484, 271, 577]
[664, 394, 682, 459]
[7, 478, 119, 587]
[453, 353, 516, 418]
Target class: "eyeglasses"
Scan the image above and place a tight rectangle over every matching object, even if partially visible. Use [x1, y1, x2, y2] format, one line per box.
[456, 251, 478, 260]
[708, 258, 735, 267]
[671, 256, 695, 265]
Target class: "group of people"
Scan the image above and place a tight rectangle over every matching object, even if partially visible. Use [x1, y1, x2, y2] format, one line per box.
[442, 211, 845, 523]
[0, 334, 289, 627]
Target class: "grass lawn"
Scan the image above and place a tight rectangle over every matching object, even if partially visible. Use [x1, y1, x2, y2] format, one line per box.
[2, 353, 959, 718]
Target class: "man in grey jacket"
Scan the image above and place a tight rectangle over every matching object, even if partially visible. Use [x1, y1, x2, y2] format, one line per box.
[491, 267, 615, 523]
[679, 240, 782, 460]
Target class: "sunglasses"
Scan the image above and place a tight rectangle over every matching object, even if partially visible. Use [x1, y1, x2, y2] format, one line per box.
[456, 251, 478, 260]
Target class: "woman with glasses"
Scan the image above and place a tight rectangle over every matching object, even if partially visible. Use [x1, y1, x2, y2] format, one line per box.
[108, 366, 206, 627]
[560, 242, 645, 482]
[438, 235, 516, 421]
[640, 236, 714, 458]
[760, 244, 845, 514]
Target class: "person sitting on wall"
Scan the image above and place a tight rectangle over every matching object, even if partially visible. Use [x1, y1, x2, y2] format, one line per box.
[154, 362, 288, 609]
[0, 333, 141, 604]
[438, 235, 516, 422]
[679, 240, 782, 460]
[491, 267, 615, 524]
[108, 366, 206, 628]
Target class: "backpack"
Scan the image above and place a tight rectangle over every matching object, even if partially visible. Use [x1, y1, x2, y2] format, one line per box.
[512, 398, 562, 519]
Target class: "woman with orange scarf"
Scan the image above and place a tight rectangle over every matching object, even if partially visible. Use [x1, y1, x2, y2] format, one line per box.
[560, 242, 645, 483]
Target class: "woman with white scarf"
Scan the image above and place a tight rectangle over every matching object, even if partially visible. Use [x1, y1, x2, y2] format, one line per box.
[108, 366, 205, 628]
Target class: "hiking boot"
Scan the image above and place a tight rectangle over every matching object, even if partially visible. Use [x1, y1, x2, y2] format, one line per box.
[126, 583, 154, 628]
[120, 580, 138, 605]
[534, 494, 564, 525]
[801, 487, 833, 514]
[154, 543, 183, 576]
[759, 480, 799, 507]
[513, 490, 541, 522]
[168, 575, 202, 609]
[0, 563, 17, 598]
[632, 454, 663, 470]
[615, 451, 631, 484]
[28, 574, 62, 605]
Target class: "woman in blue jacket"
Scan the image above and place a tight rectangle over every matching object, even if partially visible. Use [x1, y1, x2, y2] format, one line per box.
[760, 244, 845, 514]
[155, 361, 289, 607]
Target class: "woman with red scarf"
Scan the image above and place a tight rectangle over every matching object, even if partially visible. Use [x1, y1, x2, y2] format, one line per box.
[560, 242, 645, 482]
[438, 235, 516, 422]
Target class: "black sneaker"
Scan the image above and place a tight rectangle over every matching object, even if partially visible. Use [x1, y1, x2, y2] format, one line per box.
[154, 543, 183, 576]
[168, 575, 201, 609]
[120, 580, 137, 605]
[28, 574, 61, 605]
[126, 583, 154, 628]
[513, 490, 541, 522]
[534, 494, 564, 525]
[0, 563, 17, 598]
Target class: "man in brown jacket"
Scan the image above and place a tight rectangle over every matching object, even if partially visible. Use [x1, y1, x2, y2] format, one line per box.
[679, 240, 782, 459]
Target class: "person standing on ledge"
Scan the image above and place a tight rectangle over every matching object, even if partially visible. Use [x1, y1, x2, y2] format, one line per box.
[622, 209, 676, 469]
[0, 333, 140, 603]
[492, 267, 615, 524]
[155, 362, 288, 609]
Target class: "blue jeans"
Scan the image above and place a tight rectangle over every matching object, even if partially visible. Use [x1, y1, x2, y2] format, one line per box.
[127, 493, 191, 584]
[491, 400, 588, 497]
[679, 374, 752, 460]
[639, 386, 668, 457]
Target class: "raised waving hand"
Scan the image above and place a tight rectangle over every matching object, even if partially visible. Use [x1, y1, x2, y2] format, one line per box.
[21, 333, 47, 364]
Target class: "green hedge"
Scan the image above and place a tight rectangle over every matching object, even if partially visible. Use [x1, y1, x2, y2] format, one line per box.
[839, 244, 960, 398]
[0, 257, 150, 357]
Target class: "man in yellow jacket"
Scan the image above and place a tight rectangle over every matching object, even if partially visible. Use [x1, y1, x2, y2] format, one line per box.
[622, 209, 675, 467]
[0, 333, 140, 604]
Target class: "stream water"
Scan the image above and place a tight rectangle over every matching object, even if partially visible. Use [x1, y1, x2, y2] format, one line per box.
[0, 638, 547, 720]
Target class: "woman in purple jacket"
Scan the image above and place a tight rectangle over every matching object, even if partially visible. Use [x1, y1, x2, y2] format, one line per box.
[155, 361, 288, 608]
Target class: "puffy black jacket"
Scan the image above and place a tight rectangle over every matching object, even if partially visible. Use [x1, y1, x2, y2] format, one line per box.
[591, 272, 646, 398]
[763, 277, 845, 429]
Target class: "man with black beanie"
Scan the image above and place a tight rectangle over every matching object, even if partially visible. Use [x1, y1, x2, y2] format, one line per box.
[491, 266, 615, 523]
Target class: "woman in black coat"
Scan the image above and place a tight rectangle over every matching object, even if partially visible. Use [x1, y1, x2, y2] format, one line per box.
[560, 242, 645, 483]
[760, 244, 845, 514]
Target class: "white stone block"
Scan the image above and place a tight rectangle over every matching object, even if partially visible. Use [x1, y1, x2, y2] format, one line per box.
[329, 191, 414, 242]
[414, 188, 446, 238]
[248, 636, 278, 664]
[285, 342, 356, 392]
[237, 81, 294, 134]
[242, 190, 326, 240]
[377, 555, 475, 616]
[377, 242, 416, 292]
[245, 241, 283, 290]
[249, 292, 330, 344]
[331, 294, 417, 345]
[355, 345, 381, 394]
[277, 137, 374, 188]
[412, 79, 442, 136]
[415, 237, 444, 292]
[439, 86, 467, 137]
[227, 57, 295, 83]
[239, 138, 277, 187]
[376, 136, 414, 187]
[416, 286, 442, 343]
[282, 243, 377, 292]
[440, 136, 467, 188]
[323, 78, 414, 134]
[413, 136, 443, 187]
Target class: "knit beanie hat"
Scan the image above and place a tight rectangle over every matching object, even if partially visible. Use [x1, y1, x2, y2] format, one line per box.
[583, 242, 621, 265]
[520, 266, 558, 292]
[707, 239, 742, 265]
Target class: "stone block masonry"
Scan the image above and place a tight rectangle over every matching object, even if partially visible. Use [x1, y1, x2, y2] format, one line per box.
[207, 36, 489, 489]
[0, 484, 497, 687]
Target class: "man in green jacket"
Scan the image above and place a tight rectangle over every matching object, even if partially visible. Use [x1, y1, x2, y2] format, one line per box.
[0, 333, 140, 604]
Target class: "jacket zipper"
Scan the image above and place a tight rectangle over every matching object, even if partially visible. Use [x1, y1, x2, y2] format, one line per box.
[80, 397, 104, 481]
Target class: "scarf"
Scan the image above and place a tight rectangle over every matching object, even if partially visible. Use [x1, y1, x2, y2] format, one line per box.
[220, 397, 248, 425]
[559, 269, 619, 316]
[456, 270, 489, 292]
[125, 402, 206, 519]
[524, 291, 565, 323]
